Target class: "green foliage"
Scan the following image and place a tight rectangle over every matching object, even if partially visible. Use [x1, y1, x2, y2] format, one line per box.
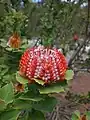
[86, 111, 90, 120]
[39, 81, 67, 94]
[34, 78, 45, 85]
[4, 9, 27, 34]
[0, 109, 20, 120]
[71, 110, 81, 120]
[71, 110, 90, 120]
[0, 83, 14, 112]
[28, 109, 45, 120]
[0, 6, 27, 37]
[0, 37, 29, 87]
[38, 0, 87, 48]
[32, 96, 57, 112]
[19, 91, 44, 101]
[0, 99, 6, 111]
[13, 91, 57, 119]
[0, 82, 57, 119]
[65, 70, 74, 81]
[0, 0, 88, 48]
[16, 72, 28, 84]
[0, 0, 87, 119]
[0, 78, 59, 119]
[0, 83, 14, 104]
[0, 50, 20, 87]
[14, 99, 33, 110]
[14, 96, 57, 113]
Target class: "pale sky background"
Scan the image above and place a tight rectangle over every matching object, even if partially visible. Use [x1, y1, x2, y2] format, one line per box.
[32, 0, 87, 7]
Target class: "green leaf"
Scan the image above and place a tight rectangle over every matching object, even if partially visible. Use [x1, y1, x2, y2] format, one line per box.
[71, 114, 79, 120]
[0, 39, 5, 42]
[6, 47, 13, 51]
[74, 110, 80, 118]
[0, 65, 8, 68]
[39, 81, 67, 94]
[42, 38, 53, 47]
[32, 97, 57, 112]
[19, 91, 44, 101]
[19, 112, 30, 120]
[65, 70, 74, 81]
[0, 42, 7, 47]
[71, 110, 80, 120]
[16, 72, 28, 84]
[20, 44, 29, 50]
[86, 111, 90, 119]
[0, 109, 20, 120]
[3, 74, 11, 81]
[14, 96, 57, 112]
[0, 68, 9, 76]
[0, 99, 6, 111]
[34, 78, 45, 85]
[29, 110, 45, 120]
[19, 110, 45, 120]
[14, 99, 33, 110]
[39, 86, 64, 94]
[0, 83, 14, 104]
[0, 3, 4, 17]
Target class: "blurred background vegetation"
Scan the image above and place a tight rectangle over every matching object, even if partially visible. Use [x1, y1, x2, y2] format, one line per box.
[0, 0, 88, 41]
[0, 1, 90, 120]
[0, 0, 88, 86]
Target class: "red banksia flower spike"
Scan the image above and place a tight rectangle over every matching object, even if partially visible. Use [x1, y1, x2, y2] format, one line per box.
[19, 46, 68, 84]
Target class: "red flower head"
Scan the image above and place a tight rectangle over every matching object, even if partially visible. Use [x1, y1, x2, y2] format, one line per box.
[19, 46, 68, 84]
[7, 32, 21, 48]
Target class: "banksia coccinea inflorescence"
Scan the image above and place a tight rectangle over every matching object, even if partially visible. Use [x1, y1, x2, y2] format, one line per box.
[7, 32, 21, 48]
[19, 46, 68, 84]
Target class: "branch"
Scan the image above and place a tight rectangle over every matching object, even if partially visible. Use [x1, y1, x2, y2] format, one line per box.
[68, 0, 90, 67]
[68, 36, 88, 67]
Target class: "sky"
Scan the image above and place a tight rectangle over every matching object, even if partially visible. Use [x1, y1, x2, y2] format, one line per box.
[23, 0, 87, 7]
[31, 0, 87, 6]
[32, 0, 42, 2]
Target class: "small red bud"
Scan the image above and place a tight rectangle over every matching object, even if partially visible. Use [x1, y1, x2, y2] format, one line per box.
[73, 34, 79, 41]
